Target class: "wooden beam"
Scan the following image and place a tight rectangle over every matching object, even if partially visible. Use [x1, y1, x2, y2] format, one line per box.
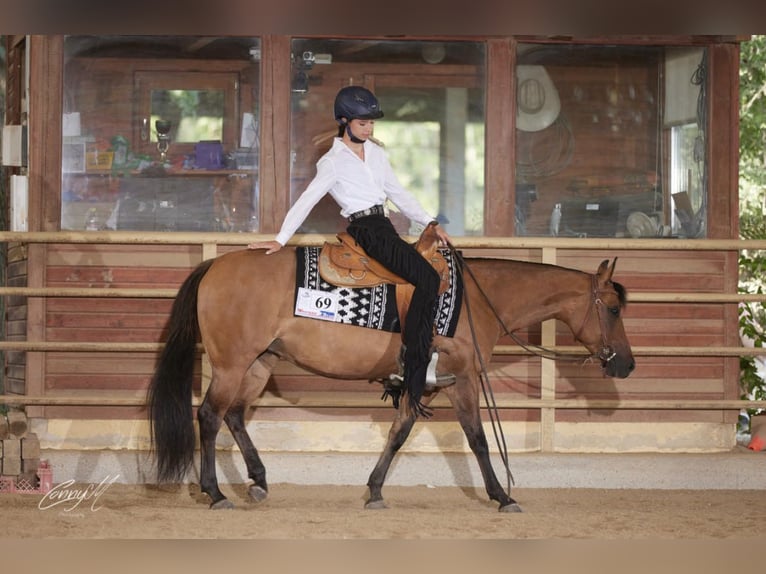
[0, 392, 760, 411]
[184, 37, 219, 53]
[484, 38, 515, 236]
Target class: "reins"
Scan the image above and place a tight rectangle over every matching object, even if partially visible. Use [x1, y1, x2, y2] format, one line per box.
[447, 246, 620, 496]
[454, 249, 615, 367]
[449, 245, 515, 492]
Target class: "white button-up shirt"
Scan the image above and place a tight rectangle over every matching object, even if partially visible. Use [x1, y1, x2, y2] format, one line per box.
[275, 137, 434, 245]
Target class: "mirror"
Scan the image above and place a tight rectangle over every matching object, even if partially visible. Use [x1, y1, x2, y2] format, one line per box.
[149, 88, 225, 143]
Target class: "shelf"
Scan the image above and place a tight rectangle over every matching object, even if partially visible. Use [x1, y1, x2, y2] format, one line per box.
[66, 169, 256, 177]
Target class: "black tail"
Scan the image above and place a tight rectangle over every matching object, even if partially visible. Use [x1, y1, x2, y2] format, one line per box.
[147, 258, 215, 482]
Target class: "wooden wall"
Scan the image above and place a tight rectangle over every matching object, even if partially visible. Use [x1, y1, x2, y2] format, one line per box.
[518, 60, 661, 237]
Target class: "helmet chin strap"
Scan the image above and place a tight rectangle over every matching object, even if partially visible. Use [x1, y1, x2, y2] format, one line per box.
[340, 122, 367, 143]
[345, 124, 367, 144]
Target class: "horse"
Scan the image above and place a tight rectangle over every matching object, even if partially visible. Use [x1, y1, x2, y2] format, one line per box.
[148, 246, 635, 512]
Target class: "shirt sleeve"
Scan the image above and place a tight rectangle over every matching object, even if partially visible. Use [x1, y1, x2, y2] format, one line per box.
[275, 157, 336, 246]
[379, 151, 435, 227]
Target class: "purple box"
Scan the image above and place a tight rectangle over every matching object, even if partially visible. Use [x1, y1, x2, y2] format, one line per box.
[194, 140, 224, 170]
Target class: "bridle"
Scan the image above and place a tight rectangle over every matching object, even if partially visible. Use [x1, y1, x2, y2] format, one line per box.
[572, 274, 618, 366]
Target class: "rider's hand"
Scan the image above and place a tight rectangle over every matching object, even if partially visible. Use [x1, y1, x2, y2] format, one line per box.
[247, 240, 282, 255]
[433, 224, 452, 247]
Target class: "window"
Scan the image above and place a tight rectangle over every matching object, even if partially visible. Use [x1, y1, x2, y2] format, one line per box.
[514, 43, 707, 238]
[287, 38, 486, 236]
[60, 35, 260, 232]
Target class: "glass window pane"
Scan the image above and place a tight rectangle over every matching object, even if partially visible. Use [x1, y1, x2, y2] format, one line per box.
[61, 35, 261, 232]
[515, 43, 707, 238]
[670, 123, 705, 236]
[288, 38, 486, 236]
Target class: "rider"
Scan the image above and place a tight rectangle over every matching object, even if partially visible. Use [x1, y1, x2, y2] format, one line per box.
[248, 85, 451, 417]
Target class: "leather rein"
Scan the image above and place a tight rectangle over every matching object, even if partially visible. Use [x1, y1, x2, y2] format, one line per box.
[456, 252, 618, 368]
[447, 247, 620, 497]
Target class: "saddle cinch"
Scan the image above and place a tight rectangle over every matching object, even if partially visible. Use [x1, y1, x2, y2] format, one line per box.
[318, 223, 450, 333]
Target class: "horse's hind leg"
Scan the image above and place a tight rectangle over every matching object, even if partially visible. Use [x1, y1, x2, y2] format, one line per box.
[197, 390, 234, 509]
[222, 353, 278, 504]
[223, 406, 268, 503]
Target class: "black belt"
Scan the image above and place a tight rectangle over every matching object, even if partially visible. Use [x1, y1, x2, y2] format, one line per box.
[347, 205, 386, 222]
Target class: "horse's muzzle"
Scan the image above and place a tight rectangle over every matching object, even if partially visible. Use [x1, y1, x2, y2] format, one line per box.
[599, 346, 635, 378]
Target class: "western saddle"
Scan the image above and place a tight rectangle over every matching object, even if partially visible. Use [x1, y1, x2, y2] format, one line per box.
[318, 222, 449, 334]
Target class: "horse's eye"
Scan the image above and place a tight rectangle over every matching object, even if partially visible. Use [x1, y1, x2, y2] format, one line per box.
[609, 306, 620, 317]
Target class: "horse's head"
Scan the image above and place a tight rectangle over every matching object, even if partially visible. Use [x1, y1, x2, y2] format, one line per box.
[572, 258, 635, 378]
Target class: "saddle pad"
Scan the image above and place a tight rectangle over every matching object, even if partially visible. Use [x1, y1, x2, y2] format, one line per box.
[295, 246, 462, 337]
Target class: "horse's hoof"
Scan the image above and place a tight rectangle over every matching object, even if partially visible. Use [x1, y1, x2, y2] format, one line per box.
[364, 499, 388, 510]
[248, 485, 268, 503]
[210, 498, 235, 510]
[499, 502, 523, 513]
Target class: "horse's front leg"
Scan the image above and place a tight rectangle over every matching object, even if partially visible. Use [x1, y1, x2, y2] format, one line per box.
[365, 394, 421, 509]
[448, 376, 522, 512]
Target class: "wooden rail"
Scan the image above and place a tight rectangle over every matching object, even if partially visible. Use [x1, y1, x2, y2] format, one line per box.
[0, 392, 762, 411]
[1, 286, 765, 304]
[1, 230, 766, 250]
[0, 341, 765, 357]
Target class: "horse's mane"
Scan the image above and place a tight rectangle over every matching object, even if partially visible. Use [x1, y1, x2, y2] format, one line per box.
[462, 255, 628, 307]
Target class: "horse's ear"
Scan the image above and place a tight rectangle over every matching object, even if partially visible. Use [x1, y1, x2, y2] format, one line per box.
[597, 258, 617, 282]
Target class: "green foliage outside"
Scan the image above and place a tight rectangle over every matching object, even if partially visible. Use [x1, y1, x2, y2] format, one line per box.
[0, 37, 6, 404]
[738, 35, 766, 423]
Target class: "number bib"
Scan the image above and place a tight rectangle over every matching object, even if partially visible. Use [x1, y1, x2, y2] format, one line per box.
[294, 287, 339, 322]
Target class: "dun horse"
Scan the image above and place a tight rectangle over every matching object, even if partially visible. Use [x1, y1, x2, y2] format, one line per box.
[148, 244, 634, 512]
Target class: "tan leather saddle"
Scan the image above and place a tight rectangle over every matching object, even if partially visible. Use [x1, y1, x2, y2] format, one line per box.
[318, 223, 450, 333]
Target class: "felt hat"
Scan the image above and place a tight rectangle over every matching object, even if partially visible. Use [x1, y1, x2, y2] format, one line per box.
[516, 65, 561, 132]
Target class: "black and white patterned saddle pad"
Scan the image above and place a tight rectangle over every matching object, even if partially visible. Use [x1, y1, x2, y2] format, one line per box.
[294, 246, 462, 337]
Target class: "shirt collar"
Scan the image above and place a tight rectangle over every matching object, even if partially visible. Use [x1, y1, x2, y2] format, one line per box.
[332, 136, 370, 158]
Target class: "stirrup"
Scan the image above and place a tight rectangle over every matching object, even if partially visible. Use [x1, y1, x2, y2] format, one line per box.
[426, 351, 456, 388]
[386, 350, 456, 390]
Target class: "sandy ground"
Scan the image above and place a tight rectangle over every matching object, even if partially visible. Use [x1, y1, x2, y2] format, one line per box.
[1, 482, 764, 540]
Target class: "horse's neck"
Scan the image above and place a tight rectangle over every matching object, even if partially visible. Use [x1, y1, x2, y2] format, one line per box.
[468, 259, 586, 332]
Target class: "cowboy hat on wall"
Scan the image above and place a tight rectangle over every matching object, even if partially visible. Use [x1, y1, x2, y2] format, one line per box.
[516, 65, 561, 132]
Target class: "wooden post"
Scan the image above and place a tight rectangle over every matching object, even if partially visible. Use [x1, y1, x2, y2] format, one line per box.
[540, 247, 558, 452]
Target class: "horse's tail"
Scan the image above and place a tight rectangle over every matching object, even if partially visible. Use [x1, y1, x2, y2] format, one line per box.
[147, 258, 215, 483]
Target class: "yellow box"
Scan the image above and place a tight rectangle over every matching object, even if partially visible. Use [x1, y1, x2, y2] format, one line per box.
[86, 150, 114, 171]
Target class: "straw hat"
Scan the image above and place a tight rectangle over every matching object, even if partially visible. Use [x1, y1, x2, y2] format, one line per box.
[516, 65, 561, 132]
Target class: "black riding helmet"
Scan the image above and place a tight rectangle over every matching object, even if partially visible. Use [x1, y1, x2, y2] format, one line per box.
[334, 86, 384, 124]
